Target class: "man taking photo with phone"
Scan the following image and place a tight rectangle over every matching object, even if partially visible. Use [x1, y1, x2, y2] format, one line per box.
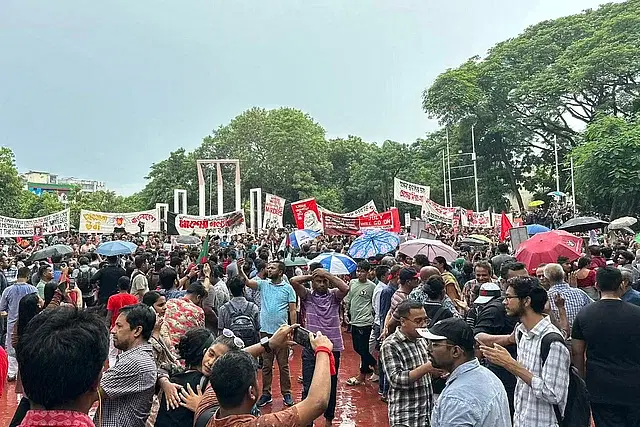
[291, 265, 349, 427]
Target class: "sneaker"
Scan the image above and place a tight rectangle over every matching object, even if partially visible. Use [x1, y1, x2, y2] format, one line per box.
[7, 375, 16, 383]
[283, 393, 295, 407]
[256, 394, 272, 407]
[369, 373, 379, 382]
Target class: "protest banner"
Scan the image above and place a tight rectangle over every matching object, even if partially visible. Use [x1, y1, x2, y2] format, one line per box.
[461, 210, 492, 228]
[393, 178, 431, 206]
[79, 209, 160, 234]
[262, 193, 286, 229]
[322, 212, 361, 236]
[0, 209, 70, 237]
[420, 199, 458, 224]
[291, 198, 322, 232]
[492, 213, 514, 231]
[359, 208, 402, 233]
[173, 211, 247, 236]
[319, 200, 378, 218]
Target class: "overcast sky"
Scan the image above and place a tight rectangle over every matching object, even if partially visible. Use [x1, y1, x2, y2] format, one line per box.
[1, 0, 616, 195]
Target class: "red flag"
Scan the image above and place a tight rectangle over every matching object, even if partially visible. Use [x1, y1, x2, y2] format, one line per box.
[499, 212, 513, 242]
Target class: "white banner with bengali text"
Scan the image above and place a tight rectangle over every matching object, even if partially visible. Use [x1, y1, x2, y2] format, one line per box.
[461, 210, 492, 228]
[79, 209, 160, 234]
[175, 211, 247, 236]
[319, 200, 378, 218]
[393, 178, 431, 206]
[262, 194, 286, 229]
[420, 199, 458, 224]
[0, 209, 70, 237]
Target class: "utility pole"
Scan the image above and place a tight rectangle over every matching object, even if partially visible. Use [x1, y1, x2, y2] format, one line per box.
[471, 124, 479, 212]
[446, 129, 453, 207]
[442, 150, 448, 207]
[554, 135, 560, 194]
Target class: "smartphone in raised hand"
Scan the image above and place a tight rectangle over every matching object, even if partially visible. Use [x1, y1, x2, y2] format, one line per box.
[292, 326, 313, 351]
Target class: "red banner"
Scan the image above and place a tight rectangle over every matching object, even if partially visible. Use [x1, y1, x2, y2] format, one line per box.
[322, 213, 360, 236]
[321, 208, 401, 235]
[359, 208, 401, 233]
[290, 198, 322, 232]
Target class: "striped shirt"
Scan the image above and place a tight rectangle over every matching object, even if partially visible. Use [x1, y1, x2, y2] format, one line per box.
[513, 316, 570, 427]
[301, 289, 344, 352]
[547, 282, 592, 329]
[381, 328, 434, 426]
[97, 343, 157, 427]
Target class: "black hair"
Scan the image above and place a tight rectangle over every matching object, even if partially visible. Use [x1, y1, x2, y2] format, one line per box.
[375, 265, 390, 281]
[107, 255, 118, 264]
[309, 262, 323, 272]
[588, 246, 601, 256]
[602, 247, 614, 259]
[500, 261, 527, 279]
[16, 307, 109, 409]
[577, 257, 590, 269]
[357, 260, 371, 272]
[254, 259, 267, 272]
[134, 254, 147, 269]
[142, 291, 162, 307]
[507, 276, 547, 314]
[177, 328, 213, 368]
[269, 260, 286, 274]
[433, 256, 451, 271]
[186, 281, 208, 298]
[596, 267, 622, 292]
[118, 276, 131, 291]
[618, 250, 635, 263]
[209, 351, 257, 408]
[557, 256, 570, 265]
[43, 281, 58, 307]
[424, 275, 445, 299]
[17, 266, 31, 279]
[170, 256, 182, 268]
[78, 256, 90, 266]
[497, 243, 509, 254]
[475, 261, 492, 275]
[16, 293, 42, 338]
[159, 267, 178, 290]
[38, 263, 52, 277]
[395, 299, 424, 319]
[413, 254, 429, 268]
[118, 304, 155, 340]
[227, 277, 245, 298]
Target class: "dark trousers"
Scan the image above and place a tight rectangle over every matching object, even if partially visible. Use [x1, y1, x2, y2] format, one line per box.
[301, 348, 341, 422]
[260, 332, 291, 396]
[592, 402, 640, 427]
[379, 361, 389, 396]
[351, 325, 376, 374]
[9, 397, 30, 427]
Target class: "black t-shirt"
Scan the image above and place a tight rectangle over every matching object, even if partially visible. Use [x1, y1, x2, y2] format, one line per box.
[91, 264, 127, 304]
[571, 299, 640, 405]
[156, 370, 207, 427]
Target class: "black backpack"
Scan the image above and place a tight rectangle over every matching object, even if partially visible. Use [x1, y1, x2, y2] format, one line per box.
[520, 331, 591, 427]
[76, 268, 92, 293]
[228, 302, 259, 347]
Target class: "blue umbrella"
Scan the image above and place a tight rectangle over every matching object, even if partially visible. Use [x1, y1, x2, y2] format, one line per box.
[309, 252, 357, 275]
[96, 240, 138, 256]
[348, 229, 400, 259]
[289, 229, 320, 249]
[526, 224, 550, 235]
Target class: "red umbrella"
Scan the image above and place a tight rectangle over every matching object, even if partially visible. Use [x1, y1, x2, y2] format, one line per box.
[515, 230, 583, 273]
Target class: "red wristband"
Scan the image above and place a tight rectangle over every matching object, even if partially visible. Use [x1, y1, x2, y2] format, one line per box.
[314, 346, 336, 376]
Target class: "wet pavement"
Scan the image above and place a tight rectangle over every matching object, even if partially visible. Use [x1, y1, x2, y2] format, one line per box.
[0, 332, 390, 426]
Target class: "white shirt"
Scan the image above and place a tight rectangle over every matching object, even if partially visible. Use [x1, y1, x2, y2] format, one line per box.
[372, 281, 387, 326]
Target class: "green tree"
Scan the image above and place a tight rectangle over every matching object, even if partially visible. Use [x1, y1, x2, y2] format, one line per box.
[573, 115, 640, 217]
[0, 148, 24, 217]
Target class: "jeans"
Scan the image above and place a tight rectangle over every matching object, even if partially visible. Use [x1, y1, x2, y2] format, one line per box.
[592, 402, 640, 427]
[301, 348, 341, 423]
[351, 325, 376, 374]
[260, 332, 291, 396]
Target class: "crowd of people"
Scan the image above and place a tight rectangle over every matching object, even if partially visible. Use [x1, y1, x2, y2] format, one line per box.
[0, 225, 639, 427]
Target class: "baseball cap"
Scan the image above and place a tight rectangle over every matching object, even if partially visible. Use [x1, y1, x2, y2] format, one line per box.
[473, 283, 502, 305]
[399, 267, 419, 283]
[417, 318, 475, 351]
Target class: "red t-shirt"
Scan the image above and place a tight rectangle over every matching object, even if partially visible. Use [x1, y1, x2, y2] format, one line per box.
[106, 293, 139, 327]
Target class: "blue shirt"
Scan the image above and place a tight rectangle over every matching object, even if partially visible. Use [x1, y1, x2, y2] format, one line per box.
[257, 278, 296, 334]
[0, 282, 38, 330]
[431, 358, 512, 427]
[621, 287, 640, 307]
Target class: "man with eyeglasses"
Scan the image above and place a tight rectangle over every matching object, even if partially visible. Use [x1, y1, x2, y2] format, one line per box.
[480, 277, 570, 427]
[380, 299, 445, 427]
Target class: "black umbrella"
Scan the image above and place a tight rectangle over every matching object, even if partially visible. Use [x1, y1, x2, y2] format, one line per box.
[176, 235, 201, 245]
[558, 217, 609, 233]
[27, 244, 73, 263]
[459, 237, 487, 246]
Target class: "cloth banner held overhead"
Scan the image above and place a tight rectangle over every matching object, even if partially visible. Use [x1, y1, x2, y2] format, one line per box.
[79, 209, 160, 234]
[322, 213, 361, 236]
[0, 209, 70, 237]
[171, 211, 247, 236]
[319, 200, 378, 218]
[359, 208, 402, 233]
[393, 178, 431, 206]
[461, 210, 492, 228]
[291, 198, 322, 232]
[262, 193, 286, 229]
[421, 199, 458, 224]
[492, 212, 513, 232]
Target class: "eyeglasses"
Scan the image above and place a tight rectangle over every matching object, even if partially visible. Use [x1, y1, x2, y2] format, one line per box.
[222, 328, 245, 349]
[403, 316, 428, 325]
[426, 341, 456, 350]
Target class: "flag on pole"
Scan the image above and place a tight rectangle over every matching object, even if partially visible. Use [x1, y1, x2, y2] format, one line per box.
[499, 212, 513, 242]
[197, 235, 210, 264]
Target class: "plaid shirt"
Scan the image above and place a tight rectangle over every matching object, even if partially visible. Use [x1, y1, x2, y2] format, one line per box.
[97, 343, 157, 427]
[514, 316, 570, 427]
[547, 282, 592, 329]
[381, 328, 434, 426]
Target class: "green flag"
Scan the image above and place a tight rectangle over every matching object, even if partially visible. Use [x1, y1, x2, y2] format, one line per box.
[197, 235, 209, 264]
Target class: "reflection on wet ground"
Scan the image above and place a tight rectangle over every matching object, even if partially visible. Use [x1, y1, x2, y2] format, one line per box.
[0, 333, 390, 426]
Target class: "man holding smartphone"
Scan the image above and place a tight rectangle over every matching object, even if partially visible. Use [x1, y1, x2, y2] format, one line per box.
[291, 266, 349, 427]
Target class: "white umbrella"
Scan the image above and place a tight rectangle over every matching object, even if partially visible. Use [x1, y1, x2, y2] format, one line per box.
[609, 216, 637, 230]
[308, 252, 357, 275]
[398, 238, 458, 262]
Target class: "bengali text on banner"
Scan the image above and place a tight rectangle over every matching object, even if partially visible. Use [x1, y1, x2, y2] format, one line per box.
[0, 209, 70, 237]
[262, 193, 286, 229]
[393, 178, 431, 206]
[290, 198, 323, 232]
[79, 209, 160, 234]
[174, 211, 247, 236]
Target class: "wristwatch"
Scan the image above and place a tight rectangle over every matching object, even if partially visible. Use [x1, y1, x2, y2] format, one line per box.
[260, 336, 272, 353]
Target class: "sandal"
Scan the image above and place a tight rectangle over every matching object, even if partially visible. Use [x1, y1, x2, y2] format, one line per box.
[346, 377, 365, 386]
